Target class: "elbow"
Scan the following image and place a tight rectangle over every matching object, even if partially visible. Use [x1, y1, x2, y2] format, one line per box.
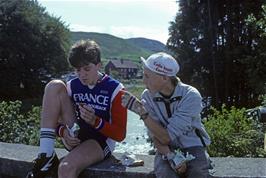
[114, 131, 126, 142]
[155, 134, 171, 145]
[160, 136, 171, 145]
[116, 135, 126, 142]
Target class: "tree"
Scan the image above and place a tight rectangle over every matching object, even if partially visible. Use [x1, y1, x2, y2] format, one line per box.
[244, 5, 266, 99]
[167, 0, 265, 108]
[0, 0, 71, 100]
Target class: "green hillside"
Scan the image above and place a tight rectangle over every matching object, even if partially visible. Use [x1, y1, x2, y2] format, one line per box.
[71, 32, 152, 61]
[127, 37, 167, 52]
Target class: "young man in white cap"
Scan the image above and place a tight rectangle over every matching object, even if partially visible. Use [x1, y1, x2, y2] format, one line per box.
[122, 52, 211, 178]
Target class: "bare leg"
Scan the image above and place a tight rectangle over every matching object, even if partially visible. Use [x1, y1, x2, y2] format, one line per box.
[26, 80, 78, 178]
[38, 80, 77, 157]
[41, 79, 76, 128]
[154, 153, 179, 178]
[58, 139, 105, 178]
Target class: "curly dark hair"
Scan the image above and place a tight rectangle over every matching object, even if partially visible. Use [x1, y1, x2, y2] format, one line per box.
[68, 39, 101, 68]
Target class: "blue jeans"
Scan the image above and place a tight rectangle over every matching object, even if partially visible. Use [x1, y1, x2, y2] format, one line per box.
[154, 146, 210, 178]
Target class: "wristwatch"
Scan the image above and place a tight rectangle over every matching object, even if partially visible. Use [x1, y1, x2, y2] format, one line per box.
[140, 112, 149, 120]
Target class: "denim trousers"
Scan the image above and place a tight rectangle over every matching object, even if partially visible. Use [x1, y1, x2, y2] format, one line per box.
[154, 146, 211, 178]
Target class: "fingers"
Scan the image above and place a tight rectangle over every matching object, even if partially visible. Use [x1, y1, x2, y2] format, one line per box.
[79, 104, 96, 125]
[86, 105, 95, 113]
[63, 129, 80, 147]
[175, 162, 187, 174]
[121, 91, 147, 117]
[65, 135, 80, 147]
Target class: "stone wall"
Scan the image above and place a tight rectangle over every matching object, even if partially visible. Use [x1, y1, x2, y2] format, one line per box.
[1, 142, 266, 178]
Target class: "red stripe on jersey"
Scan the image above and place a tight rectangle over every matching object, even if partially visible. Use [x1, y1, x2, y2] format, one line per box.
[96, 89, 127, 142]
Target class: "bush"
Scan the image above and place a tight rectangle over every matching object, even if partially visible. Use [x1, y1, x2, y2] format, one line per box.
[204, 105, 266, 157]
[260, 94, 266, 106]
[0, 100, 63, 147]
[0, 100, 39, 144]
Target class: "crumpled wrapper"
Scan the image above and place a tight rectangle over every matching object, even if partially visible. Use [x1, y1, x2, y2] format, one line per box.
[171, 149, 195, 167]
[119, 152, 144, 167]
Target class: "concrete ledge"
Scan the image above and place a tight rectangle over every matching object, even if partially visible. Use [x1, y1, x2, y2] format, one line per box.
[0, 142, 266, 178]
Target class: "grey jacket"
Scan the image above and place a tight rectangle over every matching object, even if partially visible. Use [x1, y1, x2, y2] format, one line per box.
[141, 82, 211, 149]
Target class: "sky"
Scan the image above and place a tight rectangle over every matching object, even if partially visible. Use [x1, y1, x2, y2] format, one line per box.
[38, 0, 179, 44]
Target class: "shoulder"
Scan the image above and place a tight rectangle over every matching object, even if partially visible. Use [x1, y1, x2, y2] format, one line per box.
[103, 74, 124, 87]
[67, 77, 80, 85]
[103, 75, 125, 101]
[66, 77, 82, 88]
[141, 88, 149, 97]
[66, 77, 81, 96]
[177, 82, 202, 100]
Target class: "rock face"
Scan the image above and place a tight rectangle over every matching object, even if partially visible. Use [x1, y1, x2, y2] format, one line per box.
[1, 141, 266, 178]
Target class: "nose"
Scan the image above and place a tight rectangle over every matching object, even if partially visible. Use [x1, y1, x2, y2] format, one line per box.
[77, 68, 86, 78]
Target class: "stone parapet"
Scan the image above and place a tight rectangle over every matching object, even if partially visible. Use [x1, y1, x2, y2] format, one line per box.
[0, 142, 266, 178]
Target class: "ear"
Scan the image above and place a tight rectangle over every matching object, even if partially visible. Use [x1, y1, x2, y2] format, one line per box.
[162, 75, 168, 81]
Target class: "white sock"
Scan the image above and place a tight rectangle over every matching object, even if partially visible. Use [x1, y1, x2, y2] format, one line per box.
[38, 128, 55, 157]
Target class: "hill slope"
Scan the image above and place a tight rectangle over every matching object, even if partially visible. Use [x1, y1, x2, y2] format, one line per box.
[71, 32, 152, 61]
[126, 37, 167, 53]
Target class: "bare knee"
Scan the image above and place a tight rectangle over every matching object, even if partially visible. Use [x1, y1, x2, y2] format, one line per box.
[58, 159, 78, 178]
[44, 80, 66, 94]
